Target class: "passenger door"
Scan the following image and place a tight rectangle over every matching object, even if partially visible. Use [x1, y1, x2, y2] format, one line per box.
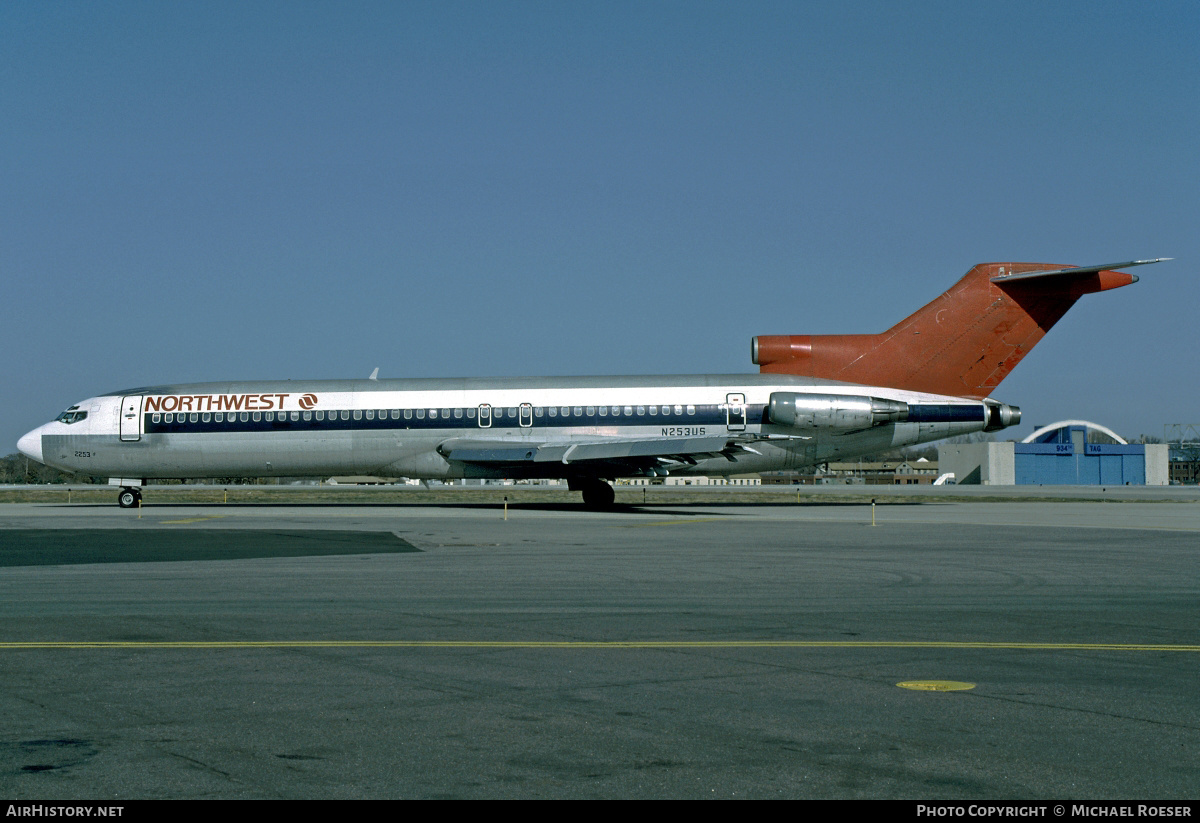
[120, 396, 143, 441]
[726, 393, 746, 432]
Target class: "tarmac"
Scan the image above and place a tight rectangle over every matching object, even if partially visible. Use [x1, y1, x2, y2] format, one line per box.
[1, 493, 1198, 799]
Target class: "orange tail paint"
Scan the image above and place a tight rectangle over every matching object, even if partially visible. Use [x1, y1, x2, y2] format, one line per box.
[753, 262, 1144, 399]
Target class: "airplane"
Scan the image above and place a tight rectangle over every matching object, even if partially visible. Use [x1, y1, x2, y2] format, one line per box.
[17, 258, 1167, 508]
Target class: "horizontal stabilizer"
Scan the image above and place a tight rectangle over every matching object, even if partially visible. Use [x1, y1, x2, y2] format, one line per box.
[990, 258, 1170, 283]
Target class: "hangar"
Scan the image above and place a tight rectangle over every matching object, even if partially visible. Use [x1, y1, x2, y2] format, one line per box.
[938, 421, 1169, 486]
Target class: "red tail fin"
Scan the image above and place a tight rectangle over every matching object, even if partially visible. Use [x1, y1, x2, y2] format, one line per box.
[753, 260, 1164, 399]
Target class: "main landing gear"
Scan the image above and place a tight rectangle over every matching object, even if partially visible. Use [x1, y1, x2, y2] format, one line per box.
[117, 487, 142, 508]
[573, 479, 615, 510]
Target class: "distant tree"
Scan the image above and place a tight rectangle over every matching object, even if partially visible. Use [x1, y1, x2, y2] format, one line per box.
[0, 454, 22, 484]
[852, 430, 997, 463]
[0, 453, 103, 485]
[943, 431, 998, 445]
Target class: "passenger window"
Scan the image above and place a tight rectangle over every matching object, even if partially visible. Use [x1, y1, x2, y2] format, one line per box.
[152, 413, 161, 423]
[316, 411, 324, 421]
[366, 410, 374, 420]
[466, 408, 476, 419]
[534, 407, 543, 417]
[686, 405, 695, 415]
[649, 406, 657, 416]
[290, 411, 299, 421]
[303, 411, 312, 421]
[391, 410, 400, 419]
[190, 413, 198, 423]
[429, 409, 438, 420]
[573, 407, 583, 417]
[416, 409, 425, 420]
[674, 405, 683, 415]
[253, 412, 261, 422]
[241, 412, 249, 422]
[548, 407, 557, 417]
[215, 412, 224, 422]
[560, 407, 570, 417]
[586, 406, 595, 416]
[599, 406, 608, 416]
[202, 413, 211, 423]
[352, 410, 362, 420]
[636, 406, 645, 415]
[442, 409, 450, 419]
[624, 406, 633, 416]
[404, 409, 412, 419]
[164, 413, 173, 423]
[340, 410, 350, 420]
[454, 408, 462, 419]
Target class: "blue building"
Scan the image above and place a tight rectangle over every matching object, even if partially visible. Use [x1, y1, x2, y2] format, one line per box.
[1016, 422, 1151, 485]
[939, 421, 1168, 485]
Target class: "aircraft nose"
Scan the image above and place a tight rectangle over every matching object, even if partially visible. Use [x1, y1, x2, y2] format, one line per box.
[17, 427, 44, 464]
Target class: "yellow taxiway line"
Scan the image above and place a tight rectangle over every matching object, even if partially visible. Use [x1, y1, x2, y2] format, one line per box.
[1, 641, 1198, 651]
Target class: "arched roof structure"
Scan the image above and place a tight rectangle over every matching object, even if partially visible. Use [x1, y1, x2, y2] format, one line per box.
[1021, 420, 1127, 445]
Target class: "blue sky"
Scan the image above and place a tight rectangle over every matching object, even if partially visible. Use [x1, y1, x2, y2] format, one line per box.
[3, 0, 1197, 451]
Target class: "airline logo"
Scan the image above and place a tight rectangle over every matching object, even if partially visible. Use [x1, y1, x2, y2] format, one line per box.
[144, 393, 305, 413]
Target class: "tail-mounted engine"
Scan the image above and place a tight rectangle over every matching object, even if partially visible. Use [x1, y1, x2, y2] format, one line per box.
[768, 392, 1022, 433]
[767, 392, 908, 430]
[984, 400, 1021, 432]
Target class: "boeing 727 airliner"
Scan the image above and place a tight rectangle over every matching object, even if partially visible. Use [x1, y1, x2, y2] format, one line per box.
[17, 259, 1167, 507]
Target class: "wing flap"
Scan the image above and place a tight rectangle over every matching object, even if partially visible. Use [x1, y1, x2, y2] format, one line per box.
[442, 435, 737, 466]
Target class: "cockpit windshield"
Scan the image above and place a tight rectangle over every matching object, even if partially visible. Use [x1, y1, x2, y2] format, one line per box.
[55, 406, 88, 425]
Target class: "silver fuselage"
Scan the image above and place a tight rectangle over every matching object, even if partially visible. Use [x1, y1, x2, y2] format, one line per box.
[18, 374, 1001, 482]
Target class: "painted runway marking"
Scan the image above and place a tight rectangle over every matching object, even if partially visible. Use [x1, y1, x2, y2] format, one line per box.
[621, 517, 727, 527]
[897, 680, 976, 691]
[159, 516, 228, 524]
[2, 641, 1199, 651]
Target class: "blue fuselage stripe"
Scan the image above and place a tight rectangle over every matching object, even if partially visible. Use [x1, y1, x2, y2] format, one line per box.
[905, 404, 986, 423]
[143, 404, 760, 434]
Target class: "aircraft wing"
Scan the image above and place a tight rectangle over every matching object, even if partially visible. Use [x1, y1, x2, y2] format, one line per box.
[438, 434, 768, 474]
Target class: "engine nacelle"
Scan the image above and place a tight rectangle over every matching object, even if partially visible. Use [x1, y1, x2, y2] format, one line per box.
[984, 401, 1022, 432]
[768, 392, 908, 430]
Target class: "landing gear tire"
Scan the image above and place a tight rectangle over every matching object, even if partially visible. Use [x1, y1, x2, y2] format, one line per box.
[118, 488, 141, 509]
[580, 481, 615, 510]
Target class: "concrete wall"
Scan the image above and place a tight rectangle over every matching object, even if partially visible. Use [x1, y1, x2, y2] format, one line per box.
[937, 442, 1015, 485]
[1145, 444, 1169, 486]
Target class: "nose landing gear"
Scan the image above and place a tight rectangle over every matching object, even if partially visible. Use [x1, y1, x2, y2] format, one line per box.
[117, 487, 142, 508]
